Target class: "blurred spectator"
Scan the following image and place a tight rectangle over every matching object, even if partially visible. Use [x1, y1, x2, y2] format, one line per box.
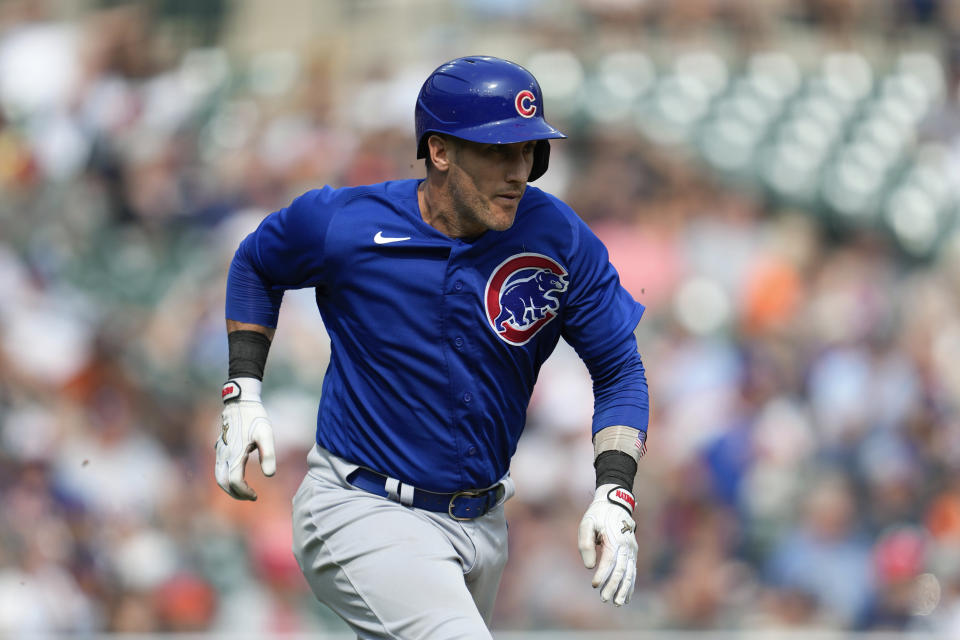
[765, 473, 874, 627]
[864, 525, 930, 630]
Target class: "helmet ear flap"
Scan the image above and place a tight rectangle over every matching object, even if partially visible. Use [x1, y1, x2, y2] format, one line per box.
[528, 140, 551, 182]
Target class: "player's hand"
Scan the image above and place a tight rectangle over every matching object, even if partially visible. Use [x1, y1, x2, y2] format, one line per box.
[577, 484, 638, 606]
[215, 378, 276, 501]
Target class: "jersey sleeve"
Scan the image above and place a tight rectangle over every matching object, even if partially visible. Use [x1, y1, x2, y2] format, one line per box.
[225, 187, 336, 327]
[561, 215, 649, 436]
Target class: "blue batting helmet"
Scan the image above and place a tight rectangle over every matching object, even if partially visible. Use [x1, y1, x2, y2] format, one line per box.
[415, 56, 566, 181]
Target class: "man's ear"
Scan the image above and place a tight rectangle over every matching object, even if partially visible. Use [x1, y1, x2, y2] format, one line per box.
[427, 134, 453, 172]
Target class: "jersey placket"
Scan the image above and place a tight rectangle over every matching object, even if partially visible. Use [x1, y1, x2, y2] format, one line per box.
[442, 243, 485, 485]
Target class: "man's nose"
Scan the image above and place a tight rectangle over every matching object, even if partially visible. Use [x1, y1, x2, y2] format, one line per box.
[505, 147, 532, 183]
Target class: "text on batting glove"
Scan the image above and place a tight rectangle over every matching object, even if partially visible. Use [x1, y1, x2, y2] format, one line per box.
[577, 483, 638, 606]
[215, 377, 276, 501]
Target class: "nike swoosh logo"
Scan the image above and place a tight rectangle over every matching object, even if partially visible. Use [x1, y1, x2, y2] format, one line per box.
[374, 231, 411, 244]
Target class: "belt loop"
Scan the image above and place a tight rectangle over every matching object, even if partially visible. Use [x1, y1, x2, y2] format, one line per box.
[385, 477, 400, 502]
[399, 483, 414, 506]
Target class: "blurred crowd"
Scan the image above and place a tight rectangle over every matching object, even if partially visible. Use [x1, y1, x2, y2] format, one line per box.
[2, 0, 960, 635]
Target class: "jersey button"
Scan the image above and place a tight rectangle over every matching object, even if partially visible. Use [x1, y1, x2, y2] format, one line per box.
[454, 336, 464, 348]
[454, 280, 463, 291]
[468, 447, 477, 456]
[462, 392, 472, 404]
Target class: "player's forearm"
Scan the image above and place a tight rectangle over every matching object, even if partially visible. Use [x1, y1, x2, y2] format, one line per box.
[226, 238, 280, 380]
[590, 369, 647, 492]
[593, 425, 644, 491]
[585, 331, 649, 493]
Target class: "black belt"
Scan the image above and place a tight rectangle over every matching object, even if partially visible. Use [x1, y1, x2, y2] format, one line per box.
[346, 467, 505, 521]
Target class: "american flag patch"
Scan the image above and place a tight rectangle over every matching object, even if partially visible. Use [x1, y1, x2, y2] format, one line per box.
[635, 431, 648, 458]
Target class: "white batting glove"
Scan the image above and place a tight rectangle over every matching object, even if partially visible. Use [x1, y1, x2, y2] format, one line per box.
[215, 378, 276, 501]
[578, 484, 638, 606]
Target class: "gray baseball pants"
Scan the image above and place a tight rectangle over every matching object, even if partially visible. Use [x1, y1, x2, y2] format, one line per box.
[292, 444, 511, 639]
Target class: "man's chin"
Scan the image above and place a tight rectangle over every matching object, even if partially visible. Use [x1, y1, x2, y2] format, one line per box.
[487, 214, 516, 232]
[487, 203, 519, 230]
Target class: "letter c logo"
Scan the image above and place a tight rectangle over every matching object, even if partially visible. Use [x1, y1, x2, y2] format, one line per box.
[515, 90, 536, 118]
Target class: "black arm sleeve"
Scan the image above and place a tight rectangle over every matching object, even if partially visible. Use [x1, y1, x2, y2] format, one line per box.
[227, 330, 272, 380]
[594, 450, 637, 491]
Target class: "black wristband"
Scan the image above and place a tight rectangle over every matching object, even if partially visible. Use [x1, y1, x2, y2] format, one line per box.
[594, 450, 637, 491]
[228, 330, 271, 380]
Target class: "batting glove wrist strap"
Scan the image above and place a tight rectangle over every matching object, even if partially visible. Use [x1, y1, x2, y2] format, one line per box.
[578, 483, 638, 607]
[605, 485, 636, 514]
[222, 377, 262, 403]
[216, 378, 275, 501]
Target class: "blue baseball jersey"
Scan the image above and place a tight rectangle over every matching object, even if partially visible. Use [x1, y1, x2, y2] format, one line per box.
[226, 179, 648, 492]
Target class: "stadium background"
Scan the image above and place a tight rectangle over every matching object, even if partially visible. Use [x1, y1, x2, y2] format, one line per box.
[2, 0, 960, 636]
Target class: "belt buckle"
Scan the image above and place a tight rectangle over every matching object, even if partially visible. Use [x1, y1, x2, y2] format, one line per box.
[448, 484, 504, 521]
[448, 488, 485, 521]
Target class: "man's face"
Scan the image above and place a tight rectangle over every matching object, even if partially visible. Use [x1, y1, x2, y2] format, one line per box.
[445, 139, 536, 235]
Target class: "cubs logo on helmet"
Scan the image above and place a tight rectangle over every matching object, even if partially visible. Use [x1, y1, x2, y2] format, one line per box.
[515, 90, 537, 118]
[485, 253, 568, 345]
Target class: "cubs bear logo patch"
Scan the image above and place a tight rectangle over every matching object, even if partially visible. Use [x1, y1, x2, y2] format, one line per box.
[484, 253, 568, 345]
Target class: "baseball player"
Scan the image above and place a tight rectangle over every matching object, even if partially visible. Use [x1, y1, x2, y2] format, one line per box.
[217, 56, 649, 639]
